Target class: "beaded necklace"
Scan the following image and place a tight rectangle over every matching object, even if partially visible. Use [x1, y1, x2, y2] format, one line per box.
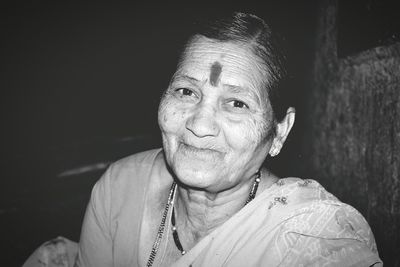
[146, 170, 261, 267]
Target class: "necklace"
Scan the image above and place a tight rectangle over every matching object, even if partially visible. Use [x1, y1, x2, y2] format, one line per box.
[146, 170, 261, 267]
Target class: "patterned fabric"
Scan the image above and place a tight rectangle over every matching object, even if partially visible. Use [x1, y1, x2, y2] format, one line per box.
[171, 178, 382, 267]
[30, 149, 380, 266]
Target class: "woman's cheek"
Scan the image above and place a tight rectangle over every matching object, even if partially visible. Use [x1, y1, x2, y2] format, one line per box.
[158, 98, 187, 134]
[224, 116, 267, 150]
[158, 98, 173, 132]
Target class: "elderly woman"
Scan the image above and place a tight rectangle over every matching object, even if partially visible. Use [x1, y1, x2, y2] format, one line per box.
[25, 11, 382, 267]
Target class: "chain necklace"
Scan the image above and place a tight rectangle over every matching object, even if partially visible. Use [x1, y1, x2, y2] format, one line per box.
[146, 170, 261, 267]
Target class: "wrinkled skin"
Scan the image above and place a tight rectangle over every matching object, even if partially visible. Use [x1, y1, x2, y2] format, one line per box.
[158, 36, 279, 193]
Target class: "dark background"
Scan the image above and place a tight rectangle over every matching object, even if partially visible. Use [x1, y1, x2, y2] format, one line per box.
[1, 2, 318, 265]
[1, 1, 318, 174]
[3, 0, 399, 266]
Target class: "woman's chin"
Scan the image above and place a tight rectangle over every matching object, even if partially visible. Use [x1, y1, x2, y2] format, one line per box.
[172, 152, 221, 171]
[173, 166, 221, 190]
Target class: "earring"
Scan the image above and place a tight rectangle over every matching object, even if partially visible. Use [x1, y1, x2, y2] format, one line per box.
[269, 145, 281, 157]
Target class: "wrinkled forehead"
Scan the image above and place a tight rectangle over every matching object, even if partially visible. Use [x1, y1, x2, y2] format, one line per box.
[176, 36, 270, 99]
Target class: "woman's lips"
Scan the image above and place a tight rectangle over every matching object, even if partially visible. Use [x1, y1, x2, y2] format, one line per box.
[179, 142, 225, 159]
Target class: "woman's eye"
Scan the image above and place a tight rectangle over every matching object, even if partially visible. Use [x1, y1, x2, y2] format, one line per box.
[229, 100, 249, 109]
[176, 88, 194, 96]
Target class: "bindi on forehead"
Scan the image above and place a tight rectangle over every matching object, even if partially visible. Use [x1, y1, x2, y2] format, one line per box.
[209, 61, 222, 87]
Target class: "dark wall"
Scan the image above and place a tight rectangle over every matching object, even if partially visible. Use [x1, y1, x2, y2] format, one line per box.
[305, 0, 400, 265]
[1, 2, 318, 266]
[1, 1, 317, 174]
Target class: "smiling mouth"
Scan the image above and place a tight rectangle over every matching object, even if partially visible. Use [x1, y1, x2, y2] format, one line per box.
[179, 142, 225, 157]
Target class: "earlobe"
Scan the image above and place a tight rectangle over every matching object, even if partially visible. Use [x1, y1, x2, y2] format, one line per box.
[269, 107, 296, 157]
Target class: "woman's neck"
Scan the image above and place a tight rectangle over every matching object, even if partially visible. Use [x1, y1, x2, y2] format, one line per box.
[173, 169, 279, 251]
[175, 178, 254, 240]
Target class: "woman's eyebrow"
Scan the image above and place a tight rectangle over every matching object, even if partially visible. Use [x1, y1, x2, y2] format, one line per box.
[173, 74, 200, 85]
[222, 84, 261, 105]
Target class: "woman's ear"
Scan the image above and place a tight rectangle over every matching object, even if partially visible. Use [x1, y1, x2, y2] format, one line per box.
[269, 107, 296, 157]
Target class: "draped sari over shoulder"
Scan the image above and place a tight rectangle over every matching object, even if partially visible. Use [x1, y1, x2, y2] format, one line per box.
[171, 178, 382, 267]
[24, 149, 382, 267]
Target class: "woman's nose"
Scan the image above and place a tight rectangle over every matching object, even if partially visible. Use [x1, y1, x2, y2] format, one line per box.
[185, 105, 220, 138]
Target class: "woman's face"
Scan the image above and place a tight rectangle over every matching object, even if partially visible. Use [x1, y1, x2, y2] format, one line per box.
[158, 36, 276, 192]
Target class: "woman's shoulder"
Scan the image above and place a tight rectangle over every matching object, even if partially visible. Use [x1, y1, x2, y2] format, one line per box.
[272, 177, 340, 204]
[265, 178, 381, 265]
[107, 147, 163, 179]
[273, 177, 378, 248]
[270, 177, 375, 238]
[110, 147, 163, 172]
[93, 148, 165, 196]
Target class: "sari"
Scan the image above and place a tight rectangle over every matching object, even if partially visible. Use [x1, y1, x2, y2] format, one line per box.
[171, 178, 382, 267]
[23, 149, 382, 266]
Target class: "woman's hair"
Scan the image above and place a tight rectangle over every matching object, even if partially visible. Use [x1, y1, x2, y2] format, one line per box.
[187, 12, 291, 123]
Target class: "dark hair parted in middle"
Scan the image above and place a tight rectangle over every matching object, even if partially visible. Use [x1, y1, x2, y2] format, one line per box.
[186, 12, 292, 123]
